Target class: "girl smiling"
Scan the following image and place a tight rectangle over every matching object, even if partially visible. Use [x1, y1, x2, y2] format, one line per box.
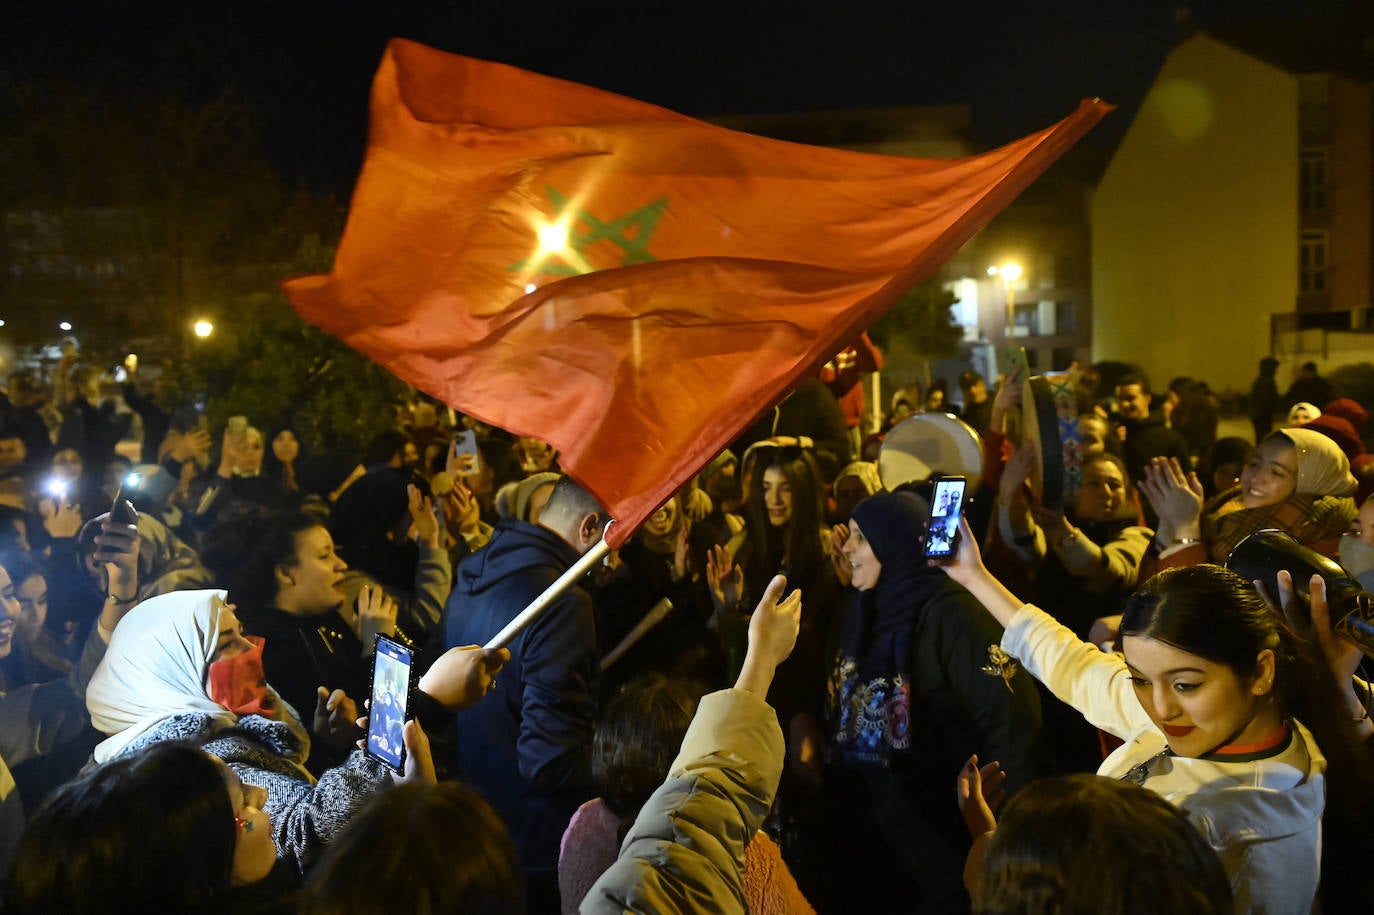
[943, 517, 1371, 912]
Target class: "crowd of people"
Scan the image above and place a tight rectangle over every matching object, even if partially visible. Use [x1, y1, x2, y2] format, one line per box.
[0, 348, 1371, 915]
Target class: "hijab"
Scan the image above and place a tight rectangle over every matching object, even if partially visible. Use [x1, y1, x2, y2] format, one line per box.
[835, 461, 883, 498]
[1274, 428, 1357, 498]
[840, 491, 946, 679]
[88, 589, 239, 762]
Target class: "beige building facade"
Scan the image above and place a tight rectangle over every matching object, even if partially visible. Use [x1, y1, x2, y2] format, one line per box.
[1092, 33, 1374, 392]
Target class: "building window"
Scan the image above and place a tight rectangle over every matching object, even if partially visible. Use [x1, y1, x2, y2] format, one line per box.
[1300, 148, 1328, 213]
[1051, 347, 1077, 371]
[1299, 231, 1328, 294]
[1013, 303, 1039, 336]
[1055, 301, 1077, 335]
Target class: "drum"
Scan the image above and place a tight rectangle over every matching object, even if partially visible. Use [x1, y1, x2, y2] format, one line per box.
[1022, 372, 1082, 509]
[877, 412, 984, 491]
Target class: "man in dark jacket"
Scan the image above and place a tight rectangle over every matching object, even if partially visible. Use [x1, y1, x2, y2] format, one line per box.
[1114, 373, 1191, 485]
[1249, 356, 1281, 445]
[1283, 361, 1336, 411]
[444, 476, 605, 911]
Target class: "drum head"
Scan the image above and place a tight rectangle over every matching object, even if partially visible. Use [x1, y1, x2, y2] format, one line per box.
[878, 412, 984, 491]
[1021, 373, 1082, 509]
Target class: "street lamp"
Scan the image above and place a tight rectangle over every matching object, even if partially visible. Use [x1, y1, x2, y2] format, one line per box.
[193, 320, 214, 339]
[58, 321, 73, 332]
[987, 264, 1023, 337]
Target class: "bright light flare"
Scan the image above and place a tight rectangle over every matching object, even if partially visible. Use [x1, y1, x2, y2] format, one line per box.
[58, 321, 72, 331]
[537, 221, 569, 254]
[193, 320, 214, 338]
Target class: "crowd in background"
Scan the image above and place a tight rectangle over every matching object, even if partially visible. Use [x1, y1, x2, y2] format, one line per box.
[0, 343, 1371, 915]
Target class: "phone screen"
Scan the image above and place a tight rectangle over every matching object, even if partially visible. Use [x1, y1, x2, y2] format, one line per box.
[366, 635, 414, 773]
[923, 477, 967, 560]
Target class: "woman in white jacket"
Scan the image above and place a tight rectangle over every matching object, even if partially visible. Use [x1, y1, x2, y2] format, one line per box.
[941, 515, 1370, 914]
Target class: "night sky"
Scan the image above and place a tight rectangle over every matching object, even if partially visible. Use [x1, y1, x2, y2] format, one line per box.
[5, 1, 1369, 191]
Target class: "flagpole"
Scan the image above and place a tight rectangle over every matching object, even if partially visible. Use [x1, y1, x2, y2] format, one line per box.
[600, 596, 674, 671]
[483, 521, 615, 650]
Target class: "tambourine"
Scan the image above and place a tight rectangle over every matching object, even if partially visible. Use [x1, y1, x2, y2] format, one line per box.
[877, 412, 984, 491]
[1022, 372, 1082, 509]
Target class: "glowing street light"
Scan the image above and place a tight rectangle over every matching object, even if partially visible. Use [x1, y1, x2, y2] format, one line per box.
[193, 320, 214, 339]
[58, 321, 73, 332]
[987, 263, 1023, 337]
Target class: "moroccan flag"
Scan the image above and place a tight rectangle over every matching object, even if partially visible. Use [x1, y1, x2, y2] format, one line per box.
[285, 38, 1109, 547]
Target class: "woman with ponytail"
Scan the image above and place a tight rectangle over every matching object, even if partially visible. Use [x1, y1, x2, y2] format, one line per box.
[944, 516, 1373, 913]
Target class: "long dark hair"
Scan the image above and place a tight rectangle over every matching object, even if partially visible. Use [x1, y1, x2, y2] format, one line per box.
[5, 742, 236, 915]
[300, 782, 523, 915]
[739, 445, 825, 602]
[1121, 565, 1374, 909]
[977, 774, 1232, 915]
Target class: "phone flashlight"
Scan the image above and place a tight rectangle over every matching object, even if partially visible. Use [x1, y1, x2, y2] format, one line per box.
[45, 478, 69, 499]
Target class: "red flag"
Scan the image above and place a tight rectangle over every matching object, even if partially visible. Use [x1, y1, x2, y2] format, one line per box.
[285, 38, 1109, 547]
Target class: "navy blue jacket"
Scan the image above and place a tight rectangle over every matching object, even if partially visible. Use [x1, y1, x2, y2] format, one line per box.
[444, 518, 599, 878]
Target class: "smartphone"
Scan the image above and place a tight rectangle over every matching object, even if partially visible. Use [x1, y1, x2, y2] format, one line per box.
[997, 346, 1029, 385]
[923, 475, 967, 561]
[227, 415, 249, 443]
[366, 634, 417, 773]
[451, 430, 480, 475]
[109, 482, 139, 526]
[44, 477, 70, 500]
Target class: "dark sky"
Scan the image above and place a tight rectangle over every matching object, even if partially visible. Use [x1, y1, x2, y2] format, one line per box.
[5, 0, 1368, 191]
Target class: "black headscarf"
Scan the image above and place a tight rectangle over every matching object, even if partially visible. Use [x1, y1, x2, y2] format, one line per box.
[840, 491, 948, 681]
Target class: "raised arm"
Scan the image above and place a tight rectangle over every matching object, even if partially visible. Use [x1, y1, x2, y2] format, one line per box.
[582, 575, 801, 914]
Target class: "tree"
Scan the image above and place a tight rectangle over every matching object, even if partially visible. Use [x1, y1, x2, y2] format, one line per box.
[866, 275, 964, 387]
[158, 233, 410, 458]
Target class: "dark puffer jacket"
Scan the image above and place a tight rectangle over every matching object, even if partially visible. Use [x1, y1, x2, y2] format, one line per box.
[444, 518, 599, 880]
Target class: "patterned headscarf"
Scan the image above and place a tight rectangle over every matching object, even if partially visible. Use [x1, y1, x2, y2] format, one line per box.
[834, 461, 883, 499]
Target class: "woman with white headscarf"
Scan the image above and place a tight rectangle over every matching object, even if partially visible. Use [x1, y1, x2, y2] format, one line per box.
[1141, 427, 1357, 569]
[86, 589, 505, 870]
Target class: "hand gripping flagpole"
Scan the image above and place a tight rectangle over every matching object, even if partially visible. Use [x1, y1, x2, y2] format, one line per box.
[483, 520, 615, 651]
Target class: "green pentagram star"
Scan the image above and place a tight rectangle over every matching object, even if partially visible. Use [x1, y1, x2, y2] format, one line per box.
[511, 186, 668, 278]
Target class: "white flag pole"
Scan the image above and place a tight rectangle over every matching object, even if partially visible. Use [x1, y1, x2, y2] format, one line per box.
[600, 596, 674, 671]
[483, 521, 615, 650]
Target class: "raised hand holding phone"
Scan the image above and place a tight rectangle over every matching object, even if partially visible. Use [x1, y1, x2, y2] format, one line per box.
[448, 430, 480, 477]
[41, 485, 83, 539]
[923, 475, 968, 563]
